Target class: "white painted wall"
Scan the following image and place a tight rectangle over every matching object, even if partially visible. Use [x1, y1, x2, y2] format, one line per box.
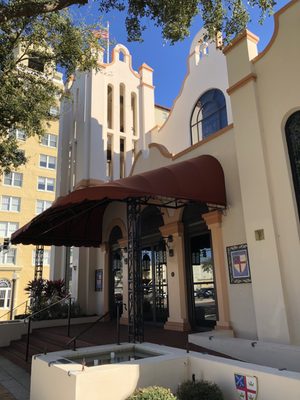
[225, 0, 300, 344]
[251, 2, 300, 345]
[30, 343, 300, 400]
[155, 28, 232, 154]
[190, 331, 300, 372]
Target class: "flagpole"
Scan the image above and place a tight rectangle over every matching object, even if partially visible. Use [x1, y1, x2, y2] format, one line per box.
[106, 21, 110, 64]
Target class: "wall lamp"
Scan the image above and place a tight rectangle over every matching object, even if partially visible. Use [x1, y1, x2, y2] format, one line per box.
[118, 247, 128, 265]
[162, 235, 174, 257]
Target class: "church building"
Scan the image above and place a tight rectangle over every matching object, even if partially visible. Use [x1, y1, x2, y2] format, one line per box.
[12, 0, 300, 350]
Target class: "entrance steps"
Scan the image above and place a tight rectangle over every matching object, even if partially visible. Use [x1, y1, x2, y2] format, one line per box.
[0, 326, 92, 373]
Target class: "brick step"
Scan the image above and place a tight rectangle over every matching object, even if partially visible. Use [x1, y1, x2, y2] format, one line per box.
[0, 348, 31, 373]
[9, 339, 43, 357]
[29, 329, 93, 349]
[19, 334, 66, 352]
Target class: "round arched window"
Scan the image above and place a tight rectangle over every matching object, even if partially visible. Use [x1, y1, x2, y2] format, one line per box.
[190, 89, 228, 145]
[0, 279, 11, 308]
[286, 111, 300, 217]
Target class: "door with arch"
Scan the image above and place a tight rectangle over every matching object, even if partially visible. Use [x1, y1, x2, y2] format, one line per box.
[108, 226, 123, 318]
[183, 203, 218, 329]
[140, 206, 169, 324]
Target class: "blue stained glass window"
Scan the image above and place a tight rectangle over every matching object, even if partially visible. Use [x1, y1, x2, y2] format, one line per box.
[190, 89, 228, 144]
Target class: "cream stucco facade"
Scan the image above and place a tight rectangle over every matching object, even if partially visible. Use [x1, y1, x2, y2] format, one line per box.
[53, 0, 300, 348]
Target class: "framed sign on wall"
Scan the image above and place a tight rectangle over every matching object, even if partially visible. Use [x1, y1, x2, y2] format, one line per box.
[227, 244, 251, 284]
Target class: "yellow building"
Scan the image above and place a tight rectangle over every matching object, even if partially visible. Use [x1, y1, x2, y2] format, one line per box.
[0, 70, 63, 319]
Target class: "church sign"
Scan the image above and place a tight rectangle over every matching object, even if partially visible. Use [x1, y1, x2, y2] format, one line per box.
[234, 373, 258, 399]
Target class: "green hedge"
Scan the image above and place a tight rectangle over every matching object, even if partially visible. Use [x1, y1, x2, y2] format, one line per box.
[127, 386, 177, 399]
[177, 380, 224, 400]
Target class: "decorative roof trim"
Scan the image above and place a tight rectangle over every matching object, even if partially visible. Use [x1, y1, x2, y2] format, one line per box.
[223, 30, 259, 55]
[139, 63, 154, 72]
[252, 0, 299, 64]
[227, 73, 257, 95]
[173, 124, 233, 160]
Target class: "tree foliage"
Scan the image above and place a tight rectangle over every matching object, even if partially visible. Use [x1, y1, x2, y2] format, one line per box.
[1, 0, 276, 44]
[0, 8, 104, 172]
[0, 0, 276, 171]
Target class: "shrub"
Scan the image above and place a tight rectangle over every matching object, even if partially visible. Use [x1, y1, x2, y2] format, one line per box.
[127, 386, 177, 400]
[24, 279, 83, 320]
[177, 380, 224, 400]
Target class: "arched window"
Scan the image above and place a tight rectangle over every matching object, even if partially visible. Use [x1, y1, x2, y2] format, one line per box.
[190, 89, 227, 145]
[119, 84, 125, 133]
[0, 279, 11, 308]
[119, 50, 125, 62]
[131, 92, 137, 136]
[286, 111, 300, 216]
[107, 85, 113, 129]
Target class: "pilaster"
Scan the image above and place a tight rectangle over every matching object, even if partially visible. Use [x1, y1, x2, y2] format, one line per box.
[160, 222, 190, 331]
[202, 210, 232, 330]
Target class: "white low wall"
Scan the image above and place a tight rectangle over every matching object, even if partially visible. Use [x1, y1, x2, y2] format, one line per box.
[188, 354, 300, 400]
[189, 331, 300, 372]
[0, 316, 99, 347]
[30, 343, 300, 400]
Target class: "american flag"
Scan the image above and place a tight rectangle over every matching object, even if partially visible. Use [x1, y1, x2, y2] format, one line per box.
[93, 28, 109, 40]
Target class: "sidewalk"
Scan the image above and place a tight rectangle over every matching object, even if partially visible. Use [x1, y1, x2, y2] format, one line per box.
[0, 356, 30, 400]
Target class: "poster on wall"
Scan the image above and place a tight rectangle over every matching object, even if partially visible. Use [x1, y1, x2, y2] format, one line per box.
[226, 244, 251, 284]
[95, 269, 103, 291]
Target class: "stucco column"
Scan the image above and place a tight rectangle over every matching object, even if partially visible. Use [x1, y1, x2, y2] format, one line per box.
[202, 210, 231, 330]
[160, 222, 190, 331]
[77, 248, 90, 314]
[118, 238, 129, 325]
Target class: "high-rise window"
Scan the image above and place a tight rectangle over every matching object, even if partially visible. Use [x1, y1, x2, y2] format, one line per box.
[0, 280, 11, 308]
[0, 249, 16, 265]
[0, 222, 19, 237]
[49, 106, 59, 116]
[32, 249, 51, 266]
[41, 133, 57, 148]
[1, 196, 21, 212]
[38, 177, 55, 192]
[28, 52, 45, 72]
[286, 111, 300, 217]
[12, 129, 26, 141]
[36, 200, 52, 215]
[4, 172, 23, 187]
[39, 154, 56, 170]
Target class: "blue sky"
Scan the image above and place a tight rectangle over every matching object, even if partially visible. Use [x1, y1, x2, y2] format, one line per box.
[76, 1, 289, 108]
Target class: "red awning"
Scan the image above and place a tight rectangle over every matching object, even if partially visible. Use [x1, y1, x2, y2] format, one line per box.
[11, 155, 226, 247]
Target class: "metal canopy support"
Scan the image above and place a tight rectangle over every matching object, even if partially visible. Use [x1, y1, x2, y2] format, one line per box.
[127, 198, 143, 343]
[34, 245, 44, 280]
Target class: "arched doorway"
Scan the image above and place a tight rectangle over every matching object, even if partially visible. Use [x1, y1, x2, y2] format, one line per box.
[183, 203, 218, 330]
[108, 226, 123, 318]
[140, 206, 168, 324]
